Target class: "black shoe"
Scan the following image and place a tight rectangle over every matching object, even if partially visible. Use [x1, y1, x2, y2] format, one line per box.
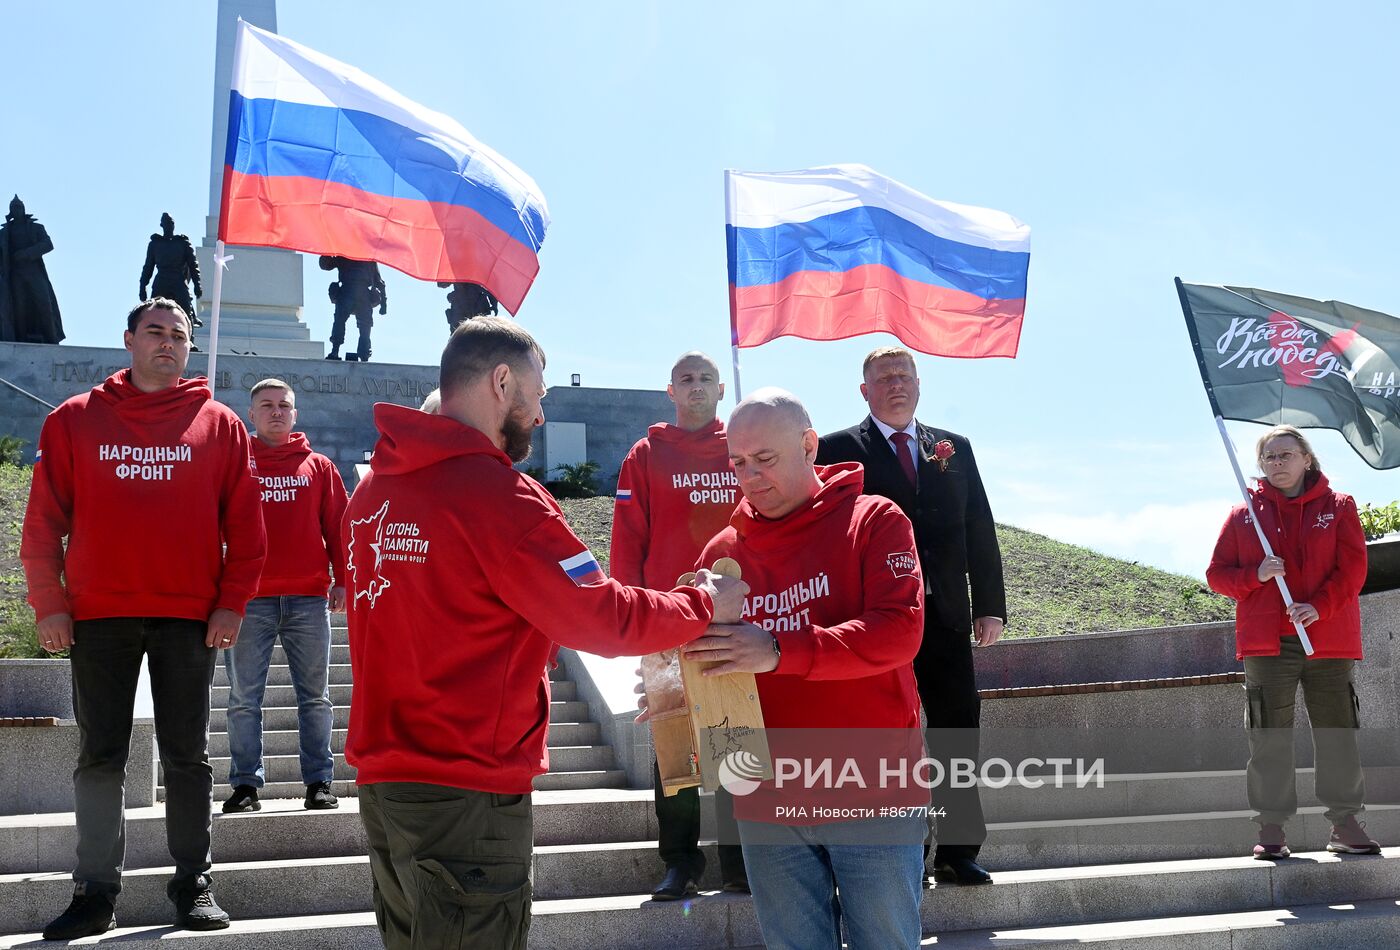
[345, 352, 359, 362]
[651, 865, 701, 901]
[325, 348, 342, 361]
[42, 891, 116, 940]
[222, 785, 260, 813]
[172, 885, 230, 930]
[932, 856, 993, 885]
[720, 873, 750, 894]
[305, 781, 339, 810]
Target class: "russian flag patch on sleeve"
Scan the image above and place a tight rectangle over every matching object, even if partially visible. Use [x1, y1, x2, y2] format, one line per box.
[616, 488, 632, 504]
[559, 550, 606, 587]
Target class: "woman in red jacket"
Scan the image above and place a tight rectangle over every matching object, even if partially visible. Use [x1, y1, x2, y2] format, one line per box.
[1206, 425, 1377, 860]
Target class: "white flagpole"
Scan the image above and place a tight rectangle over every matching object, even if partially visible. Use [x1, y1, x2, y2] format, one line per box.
[1214, 416, 1315, 655]
[724, 170, 743, 402]
[204, 241, 233, 388]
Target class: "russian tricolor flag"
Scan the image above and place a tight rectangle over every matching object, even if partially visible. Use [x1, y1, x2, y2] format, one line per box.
[616, 488, 633, 504]
[219, 21, 549, 313]
[558, 550, 607, 588]
[726, 165, 1029, 359]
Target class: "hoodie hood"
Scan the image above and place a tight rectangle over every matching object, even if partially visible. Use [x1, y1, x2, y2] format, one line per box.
[93, 370, 210, 428]
[252, 431, 313, 469]
[1252, 469, 1331, 509]
[647, 418, 724, 444]
[730, 461, 864, 553]
[369, 403, 510, 477]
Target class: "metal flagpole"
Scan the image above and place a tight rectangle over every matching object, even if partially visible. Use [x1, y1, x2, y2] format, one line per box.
[1214, 416, 1315, 655]
[724, 170, 743, 402]
[204, 241, 233, 388]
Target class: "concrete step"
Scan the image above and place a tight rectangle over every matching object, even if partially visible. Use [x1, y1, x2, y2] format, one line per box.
[920, 897, 1400, 948]
[209, 701, 590, 732]
[979, 803, 1400, 871]
[7, 896, 1400, 950]
[983, 765, 1400, 823]
[213, 663, 355, 688]
[205, 722, 601, 758]
[531, 769, 629, 792]
[171, 746, 614, 787]
[4, 848, 1397, 942]
[0, 793, 659, 875]
[161, 767, 629, 803]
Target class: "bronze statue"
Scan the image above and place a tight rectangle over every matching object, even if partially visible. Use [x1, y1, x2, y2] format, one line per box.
[320, 255, 387, 361]
[139, 213, 203, 341]
[0, 196, 64, 344]
[438, 281, 499, 332]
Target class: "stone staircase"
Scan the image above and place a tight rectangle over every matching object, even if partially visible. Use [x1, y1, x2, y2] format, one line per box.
[3, 620, 1399, 947]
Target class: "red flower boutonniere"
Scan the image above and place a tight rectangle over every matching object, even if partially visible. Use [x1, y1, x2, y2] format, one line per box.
[928, 439, 956, 473]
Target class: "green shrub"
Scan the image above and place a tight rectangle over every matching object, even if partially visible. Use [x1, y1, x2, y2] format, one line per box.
[1358, 501, 1400, 541]
[549, 461, 601, 499]
[0, 436, 25, 467]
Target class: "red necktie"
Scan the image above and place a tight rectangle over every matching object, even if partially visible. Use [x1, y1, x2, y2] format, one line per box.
[890, 432, 918, 488]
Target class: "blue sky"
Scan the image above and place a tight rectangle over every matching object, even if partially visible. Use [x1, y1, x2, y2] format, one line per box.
[4, 0, 1398, 579]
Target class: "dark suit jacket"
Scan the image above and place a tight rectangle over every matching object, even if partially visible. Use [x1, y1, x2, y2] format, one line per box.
[817, 416, 1006, 634]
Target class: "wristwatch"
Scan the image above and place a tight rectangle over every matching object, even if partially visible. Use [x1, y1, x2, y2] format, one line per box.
[771, 635, 781, 664]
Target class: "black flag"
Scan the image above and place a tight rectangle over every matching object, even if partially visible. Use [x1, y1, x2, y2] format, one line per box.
[1177, 279, 1400, 469]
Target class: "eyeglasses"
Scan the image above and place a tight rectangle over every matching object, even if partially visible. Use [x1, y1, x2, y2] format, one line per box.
[1261, 452, 1302, 465]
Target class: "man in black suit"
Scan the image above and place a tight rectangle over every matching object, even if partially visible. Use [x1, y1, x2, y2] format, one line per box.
[817, 345, 1006, 886]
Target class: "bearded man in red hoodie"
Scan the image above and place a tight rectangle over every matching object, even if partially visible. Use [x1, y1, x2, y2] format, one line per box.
[221, 379, 348, 816]
[611, 351, 748, 899]
[683, 388, 927, 950]
[21, 299, 266, 938]
[343, 317, 747, 950]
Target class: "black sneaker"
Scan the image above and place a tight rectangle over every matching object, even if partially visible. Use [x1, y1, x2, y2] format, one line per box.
[42, 891, 116, 940]
[305, 781, 339, 810]
[222, 785, 260, 813]
[173, 885, 230, 931]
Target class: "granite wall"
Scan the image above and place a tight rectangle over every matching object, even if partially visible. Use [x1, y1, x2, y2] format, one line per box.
[0, 341, 670, 485]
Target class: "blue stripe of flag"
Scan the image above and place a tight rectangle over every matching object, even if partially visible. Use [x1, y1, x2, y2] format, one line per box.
[726, 205, 1029, 300]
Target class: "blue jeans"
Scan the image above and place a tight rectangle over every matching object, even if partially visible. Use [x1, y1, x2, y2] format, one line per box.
[70, 617, 215, 894]
[224, 595, 334, 787]
[738, 815, 924, 950]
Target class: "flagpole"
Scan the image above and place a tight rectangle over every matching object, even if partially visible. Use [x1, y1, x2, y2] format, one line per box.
[724, 169, 743, 402]
[204, 241, 231, 389]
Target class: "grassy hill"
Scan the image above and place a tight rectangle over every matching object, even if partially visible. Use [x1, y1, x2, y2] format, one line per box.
[560, 496, 1232, 638]
[0, 470, 1232, 657]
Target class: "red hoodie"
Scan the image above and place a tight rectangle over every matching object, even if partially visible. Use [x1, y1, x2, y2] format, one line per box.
[22, 370, 266, 622]
[344, 404, 716, 794]
[250, 433, 347, 598]
[1206, 471, 1366, 659]
[698, 463, 926, 820]
[610, 419, 739, 589]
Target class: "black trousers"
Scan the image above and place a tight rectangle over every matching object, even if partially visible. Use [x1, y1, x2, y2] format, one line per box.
[914, 621, 987, 863]
[653, 760, 746, 880]
[69, 617, 216, 895]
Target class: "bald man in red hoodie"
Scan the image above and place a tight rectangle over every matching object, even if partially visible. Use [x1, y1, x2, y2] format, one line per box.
[684, 387, 926, 950]
[344, 318, 746, 950]
[22, 299, 266, 938]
